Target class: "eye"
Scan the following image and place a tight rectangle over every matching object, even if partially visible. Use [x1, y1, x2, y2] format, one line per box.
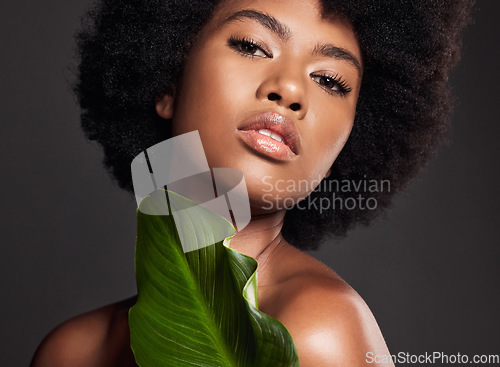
[310, 73, 352, 96]
[228, 36, 271, 58]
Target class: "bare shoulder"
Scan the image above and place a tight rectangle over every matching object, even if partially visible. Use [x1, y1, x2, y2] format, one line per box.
[266, 245, 394, 367]
[31, 297, 136, 367]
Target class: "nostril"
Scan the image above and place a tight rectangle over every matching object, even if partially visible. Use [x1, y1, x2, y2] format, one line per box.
[268, 93, 280, 101]
[289, 103, 301, 111]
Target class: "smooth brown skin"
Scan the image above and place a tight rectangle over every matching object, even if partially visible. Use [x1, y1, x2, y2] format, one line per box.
[32, 0, 395, 366]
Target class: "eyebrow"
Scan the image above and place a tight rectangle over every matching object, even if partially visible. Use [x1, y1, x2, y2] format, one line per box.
[312, 44, 362, 76]
[223, 10, 291, 41]
[222, 9, 362, 76]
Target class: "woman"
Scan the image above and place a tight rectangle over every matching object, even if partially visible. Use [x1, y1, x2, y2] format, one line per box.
[31, 0, 473, 365]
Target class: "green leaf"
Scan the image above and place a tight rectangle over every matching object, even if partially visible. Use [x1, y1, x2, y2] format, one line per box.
[129, 190, 299, 367]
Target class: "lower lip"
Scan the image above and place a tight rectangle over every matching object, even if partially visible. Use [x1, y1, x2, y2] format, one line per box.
[237, 130, 297, 161]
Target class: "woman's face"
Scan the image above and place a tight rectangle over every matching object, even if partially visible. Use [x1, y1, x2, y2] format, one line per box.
[158, 0, 362, 213]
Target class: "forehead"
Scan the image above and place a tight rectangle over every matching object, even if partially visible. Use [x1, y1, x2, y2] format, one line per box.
[211, 0, 336, 30]
[217, 0, 323, 15]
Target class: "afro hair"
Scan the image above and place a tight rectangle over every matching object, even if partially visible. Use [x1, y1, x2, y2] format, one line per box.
[74, 0, 474, 250]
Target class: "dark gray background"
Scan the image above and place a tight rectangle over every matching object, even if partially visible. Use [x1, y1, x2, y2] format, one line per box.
[1, 1, 499, 366]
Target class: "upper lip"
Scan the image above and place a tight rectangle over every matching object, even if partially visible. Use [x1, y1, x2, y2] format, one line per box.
[237, 112, 301, 155]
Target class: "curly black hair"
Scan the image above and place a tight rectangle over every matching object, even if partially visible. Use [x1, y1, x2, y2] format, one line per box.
[74, 0, 474, 250]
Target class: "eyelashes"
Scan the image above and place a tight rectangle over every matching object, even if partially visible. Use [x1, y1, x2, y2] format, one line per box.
[227, 35, 352, 96]
[310, 73, 352, 96]
[227, 36, 271, 58]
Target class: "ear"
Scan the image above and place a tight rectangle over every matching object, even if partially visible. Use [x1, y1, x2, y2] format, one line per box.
[155, 92, 175, 120]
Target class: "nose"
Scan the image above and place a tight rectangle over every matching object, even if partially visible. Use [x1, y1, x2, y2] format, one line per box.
[256, 64, 308, 118]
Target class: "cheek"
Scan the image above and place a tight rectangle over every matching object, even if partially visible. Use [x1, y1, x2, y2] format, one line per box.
[173, 54, 258, 135]
[302, 107, 354, 181]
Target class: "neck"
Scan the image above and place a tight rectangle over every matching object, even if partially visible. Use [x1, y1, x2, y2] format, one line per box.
[228, 209, 288, 285]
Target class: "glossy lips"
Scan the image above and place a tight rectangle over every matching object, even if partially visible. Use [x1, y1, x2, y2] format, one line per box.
[237, 112, 301, 161]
